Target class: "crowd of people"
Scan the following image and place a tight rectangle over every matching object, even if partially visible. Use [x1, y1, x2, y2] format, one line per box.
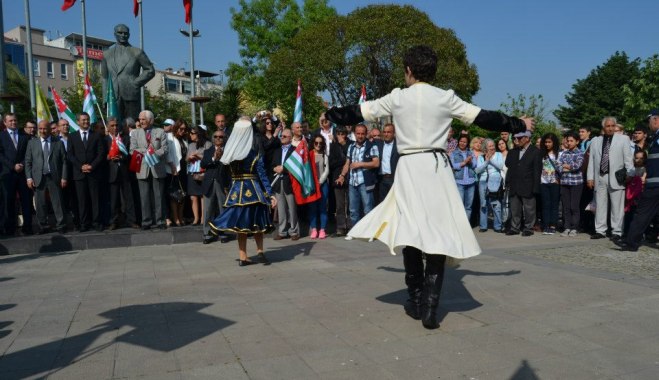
[0, 108, 657, 254]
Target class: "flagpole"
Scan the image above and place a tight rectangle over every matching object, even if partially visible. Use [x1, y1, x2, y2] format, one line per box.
[95, 102, 107, 128]
[188, 1, 197, 127]
[138, 0, 145, 111]
[81, 0, 88, 78]
[23, 0, 36, 112]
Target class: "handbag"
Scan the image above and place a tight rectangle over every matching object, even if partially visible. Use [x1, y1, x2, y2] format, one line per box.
[129, 151, 143, 173]
[614, 168, 627, 186]
[169, 177, 187, 203]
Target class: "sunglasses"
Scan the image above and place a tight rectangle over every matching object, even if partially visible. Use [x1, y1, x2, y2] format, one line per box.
[213, 135, 225, 139]
[189, 131, 197, 135]
[314, 141, 323, 145]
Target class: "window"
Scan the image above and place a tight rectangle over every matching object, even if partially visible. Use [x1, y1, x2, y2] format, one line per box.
[182, 80, 191, 95]
[47, 62, 54, 78]
[165, 78, 179, 93]
[33, 59, 40, 77]
[60, 63, 68, 80]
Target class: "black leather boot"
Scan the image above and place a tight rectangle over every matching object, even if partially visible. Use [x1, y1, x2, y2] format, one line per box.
[419, 254, 446, 330]
[402, 247, 424, 320]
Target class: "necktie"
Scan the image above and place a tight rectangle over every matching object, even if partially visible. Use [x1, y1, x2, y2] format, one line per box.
[600, 137, 610, 175]
[43, 139, 51, 174]
[11, 130, 17, 148]
[83, 131, 88, 146]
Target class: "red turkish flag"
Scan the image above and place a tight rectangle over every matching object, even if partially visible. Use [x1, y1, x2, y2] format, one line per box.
[183, 0, 192, 24]
[133, 0, 140, 17]
[61, 0, 76, 11]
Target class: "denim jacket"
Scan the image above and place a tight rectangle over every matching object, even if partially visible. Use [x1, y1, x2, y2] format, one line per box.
[475, 152, 504, 192]
[451, 148, 477, 183]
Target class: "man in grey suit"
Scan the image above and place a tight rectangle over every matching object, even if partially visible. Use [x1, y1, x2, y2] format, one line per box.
[100, 24, 155, 122]
[130, 110, 169, 230]
[25, 120, 69, 234]
[587, 116, 634, 240]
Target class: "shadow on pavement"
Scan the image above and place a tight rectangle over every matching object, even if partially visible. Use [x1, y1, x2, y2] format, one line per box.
[0, 250, 78, 265]
[0, 302, 234, 379]
[0, 277, 14, 283]
[376, 267, 521, 322]
[264, 241, 316, 263]
[510, 359, 540, 380]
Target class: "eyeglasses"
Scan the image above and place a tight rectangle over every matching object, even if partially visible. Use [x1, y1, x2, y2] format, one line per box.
[314, 141, 323, 146]
[213, 135, 224, 139]
[280, 135, 291, 139]
[265, 121, 272, 125]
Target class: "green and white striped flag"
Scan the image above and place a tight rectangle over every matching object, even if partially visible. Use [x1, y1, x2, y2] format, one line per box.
[51, 87, 80, 132]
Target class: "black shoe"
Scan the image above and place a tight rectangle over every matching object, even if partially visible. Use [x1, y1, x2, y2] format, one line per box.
[494, 229, 503, 233]
[506, 230, 520, 236]
[141, 225, 151, 231]
[616, 242, 639, 252]
[238, 260, 255, 267]
[522, 230, 534, 237]
[257, 252, 271, 265]
[420, 274, 443, 330]
[108, 224, 118, 231]
[403, 247, 424, 321]
[203, 236, 217, 245]
[220, 236, 231, 244]
[158, 224, 167, 230]
[610, 235, 622, 242]
[478, 228, 487, 233]
[590, 233, 606, 239]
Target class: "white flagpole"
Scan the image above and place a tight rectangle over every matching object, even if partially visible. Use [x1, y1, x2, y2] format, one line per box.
[138, 0, 145, 111]
[81, 0, 88, 78]
[23, 0, 36, 111]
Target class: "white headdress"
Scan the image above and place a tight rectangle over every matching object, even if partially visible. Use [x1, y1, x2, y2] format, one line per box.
[220, 117, 253, 164]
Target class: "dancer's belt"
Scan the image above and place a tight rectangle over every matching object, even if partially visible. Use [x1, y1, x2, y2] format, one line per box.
[400, 148, 449, 172]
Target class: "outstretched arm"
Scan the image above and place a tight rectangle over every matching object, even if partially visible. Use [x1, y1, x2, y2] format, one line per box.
[473, 110, 534, 134]
[325, 105, 364, 126]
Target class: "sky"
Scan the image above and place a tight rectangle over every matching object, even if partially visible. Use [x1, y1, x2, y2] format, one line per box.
[3, 0, 658, 119]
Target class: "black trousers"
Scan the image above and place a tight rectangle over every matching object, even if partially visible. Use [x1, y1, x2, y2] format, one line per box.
[402, 246, 447, 276]
[624, 187, 659, 248]
[2, 172, 32, 232]
[75, 176, 100, 228]
[509, 194, 536, 232]
[560, 184, 583, 230]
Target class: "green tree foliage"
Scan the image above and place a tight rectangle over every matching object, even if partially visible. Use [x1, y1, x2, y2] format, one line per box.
[145, 88, 191, 125]
[499, 93, 561, 139]
[554, 51, 640, 131]
[622, 54, 659, 128]
[264, 4, 479, 121]
[228, 0, 337, 103]
[203, 83, 244, 128]
[1, 63, 32, 123]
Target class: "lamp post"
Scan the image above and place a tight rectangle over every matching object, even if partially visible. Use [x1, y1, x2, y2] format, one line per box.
[179, 27, 200, 126]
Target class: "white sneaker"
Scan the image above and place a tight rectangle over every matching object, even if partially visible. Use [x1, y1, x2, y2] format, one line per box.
[345, 236, 353, 241]
[568, 230, 578, 237]
[560, 229, 571, 237]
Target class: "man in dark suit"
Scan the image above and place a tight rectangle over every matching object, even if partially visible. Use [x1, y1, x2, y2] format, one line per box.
[106, 117, 138, 230]
[68, 112, 105, 232]
[0, 113, 33, 235]
[25, 120, 69, 233]
[100, 24, 155, 122]
[505, 130, 542, 236]
[201, 130, 231, 244]
[374, 123, 400, 202]
[271, 129, 299, 240]
[57, 118, 80, 230]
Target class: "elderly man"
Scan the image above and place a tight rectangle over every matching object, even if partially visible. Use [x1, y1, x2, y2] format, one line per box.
[505, 130, 542, 236]
[130, 110, 169, 230]
[616, 109, 659, 251]
[68, 112, 105, 232]
[25, 121, 69, 234]
[201, 129, 231, 244]
[214, 114, 229, 135]
[587, 116, 634, 241]
[375, 123, 399, 200]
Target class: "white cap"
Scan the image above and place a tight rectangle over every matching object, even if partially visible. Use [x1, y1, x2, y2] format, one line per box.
[163, 118, 175, 126]
[199, 124, 208, 131]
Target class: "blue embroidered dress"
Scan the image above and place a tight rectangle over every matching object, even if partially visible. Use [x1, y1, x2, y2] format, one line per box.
[210, 150, 274, 234]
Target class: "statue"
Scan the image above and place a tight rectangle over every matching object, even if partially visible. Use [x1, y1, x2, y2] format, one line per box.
[101, 24, 155, 122]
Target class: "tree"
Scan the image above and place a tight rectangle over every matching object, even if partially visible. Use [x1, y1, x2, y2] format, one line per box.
[203, 83, 244, 128]
[499, 93, 561, 139]
[622, 55, 659, 128]
[554, 52, 640, 131]
[264, 4, 479, 120]
[0, 63, 32, 123]
[228, 0, 337, 102]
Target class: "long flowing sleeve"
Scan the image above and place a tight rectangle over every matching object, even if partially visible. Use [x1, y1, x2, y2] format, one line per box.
[256, 156, 273, 197]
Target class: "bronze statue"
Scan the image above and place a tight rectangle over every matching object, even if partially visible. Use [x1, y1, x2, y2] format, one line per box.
[101, 24, 155, 122]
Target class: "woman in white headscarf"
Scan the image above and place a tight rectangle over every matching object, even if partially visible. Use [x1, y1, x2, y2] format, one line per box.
[210, 116, 277, 266]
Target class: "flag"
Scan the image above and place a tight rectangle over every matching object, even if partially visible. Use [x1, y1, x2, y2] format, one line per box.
[183, 0, 192, 24]
[284, 139, 321, 205]
[83, 74, 97, 123]
[293, 79, 303, 123]
[144, 145, 160, 168]
[35, 84, 53, 123]
[109, 135, 128, 159]
[51, 87, 80, 132]
[134, 0, 140, 17]
[106, 75, 119, 119]
[359, 84, 367, 104]
[61, 0, 76, 11]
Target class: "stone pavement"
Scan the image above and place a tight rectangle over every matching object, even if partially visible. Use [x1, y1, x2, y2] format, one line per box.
[0, 230, 657, 379]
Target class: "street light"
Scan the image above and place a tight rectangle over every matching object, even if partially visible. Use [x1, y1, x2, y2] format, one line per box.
[179, 25, 200, 126]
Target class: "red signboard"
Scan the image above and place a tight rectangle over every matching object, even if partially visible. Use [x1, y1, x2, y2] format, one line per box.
[74, 46, 104, 60]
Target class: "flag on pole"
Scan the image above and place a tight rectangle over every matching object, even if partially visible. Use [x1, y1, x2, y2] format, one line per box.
[83, 74, 97, 123]
[35, 84, 53, 123]
[359, 84, 367, 104]
[183, 0, 192, 24]
[134, 0, 140, 17]
[106, 75, 119, 119]
[61, 0, 76, 11]
[284, 139, 321, 205]
[293, 79, 303, 123]
[51, 87, 80, 132]
[108, 135, 129, 159]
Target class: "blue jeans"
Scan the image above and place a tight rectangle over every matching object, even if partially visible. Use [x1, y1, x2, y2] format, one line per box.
[349, 183, 374, 227]
[309, 182, 329, 230]
[456, 183, 476, 220]
[478, 181, 502, 231]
